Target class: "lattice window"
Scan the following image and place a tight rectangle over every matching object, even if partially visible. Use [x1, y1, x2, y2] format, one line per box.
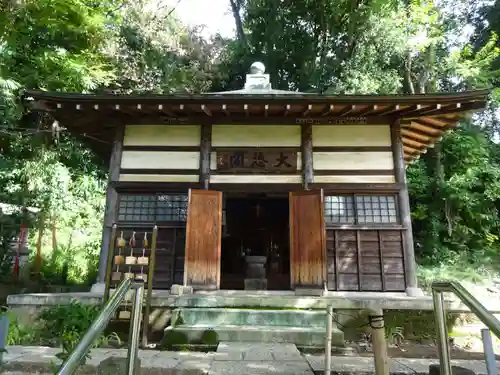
[355, 195, 397, 224]
[117, 194, 188, 223]
[156, 195, 188, 222]
[118, 195, 156, 222]
[324, 195, 355, 224]
[325, 194, 398, 225]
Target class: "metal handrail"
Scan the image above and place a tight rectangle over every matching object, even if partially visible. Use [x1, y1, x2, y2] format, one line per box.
[57, 278, 144, 375]
[432, 280, 500, 375]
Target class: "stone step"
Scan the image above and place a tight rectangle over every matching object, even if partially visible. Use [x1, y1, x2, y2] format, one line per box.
[164, 324, 344, 347]
[173, 307, 331, 328]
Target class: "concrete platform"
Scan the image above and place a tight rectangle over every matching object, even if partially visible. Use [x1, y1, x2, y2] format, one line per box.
[166, 324, 344, 346]
[3, 345, 500, 375]
[168, 307, 345, 347]
[10, 289, 500, 314]
[174, 308, 330, 327]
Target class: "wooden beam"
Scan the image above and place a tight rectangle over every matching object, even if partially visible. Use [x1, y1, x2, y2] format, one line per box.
[391, 120, 419, 292]
[402, 123, 443, 138]
[244, 104, 249, 117]
[378, 231, 386, 290]
[199, 124, 212, 189]
[356, 230, 362, 291]
[401, 128, 431, 143]
[321, 104, 335, 116]
[201, 104, 212, 116]
[403, 144, 423, 155]
[284, 104, 291, 116]
[356, 105, 377, 116]
[402, 137, 427, 151]
[222, 104, 230, 116]
[303, 104, 313, 117]
[54, 112, 396, 127]
[422, 102, 485, 118]
[337, 105, 356, 116]
[301, 123, 313, 189]
[376, 105, 400, 116]
[394, 104, 421, 117]
[158, 104, 176, 117]
[411, 119, 447, 134]
[264, 104, 269, 117]
[97, 124, 124, 284]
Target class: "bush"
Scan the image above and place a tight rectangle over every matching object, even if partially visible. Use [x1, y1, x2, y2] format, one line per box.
[7, 315, 41, 346]
[160, 330, 188, 350]
[200, 329, 219, 345]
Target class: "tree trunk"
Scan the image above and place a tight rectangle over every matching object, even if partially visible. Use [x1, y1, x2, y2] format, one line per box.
[230, 0, 247, 47]
[404, 50, 415, 94]
[34, 212, 45, 276]
[51, 218, 57, 253]
[316, 0, 328, 93]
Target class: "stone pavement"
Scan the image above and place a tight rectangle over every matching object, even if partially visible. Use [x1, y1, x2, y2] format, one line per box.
[2, 344, 500, 375]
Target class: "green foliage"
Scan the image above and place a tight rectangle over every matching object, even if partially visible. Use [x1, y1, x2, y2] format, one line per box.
[7, 301, 121, 371]
[200, 329, 219, 345]
[0, 217, 19, 283]
[37, 301, 101, 346]
[408, 125, 500, 271]
[383, 310, 459, 341]
[160, 330, 188, 350]
[7, 316, 39, 346]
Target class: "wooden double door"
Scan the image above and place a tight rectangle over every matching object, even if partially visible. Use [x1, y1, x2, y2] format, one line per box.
[184, 189, 327, 290]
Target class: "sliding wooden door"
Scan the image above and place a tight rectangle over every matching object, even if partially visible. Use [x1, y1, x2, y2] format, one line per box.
[184, 189, 222, 290]
[289, 190, 327, 288]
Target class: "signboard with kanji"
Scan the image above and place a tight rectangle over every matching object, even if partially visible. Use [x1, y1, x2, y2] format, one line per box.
[216, 150, 298, 173]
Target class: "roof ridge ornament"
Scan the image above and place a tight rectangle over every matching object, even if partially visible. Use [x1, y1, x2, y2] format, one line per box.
[245, 62, 271, 91]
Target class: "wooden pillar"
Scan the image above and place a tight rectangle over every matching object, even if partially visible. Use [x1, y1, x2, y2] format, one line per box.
[301, 123, 313, 189]
[97, 125, 124, 284]
[199, 124, 212, 189]
[368, 309, 389, 375]
[391, 120, 420, 295]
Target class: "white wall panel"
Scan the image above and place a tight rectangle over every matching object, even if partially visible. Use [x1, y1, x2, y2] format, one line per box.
[123, 125, 201, 146]
[210, 175, 302, 184]
[312, 125, 391, 147]
[212, 125, 301, 147]
[121, 151, 200, 170]
[313, 151, 394, 170]
[119, 174, 199, 182]
[314, 175, 396, 183]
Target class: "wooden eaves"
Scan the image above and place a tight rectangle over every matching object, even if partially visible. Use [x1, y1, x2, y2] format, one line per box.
[24, 89, 490, 163]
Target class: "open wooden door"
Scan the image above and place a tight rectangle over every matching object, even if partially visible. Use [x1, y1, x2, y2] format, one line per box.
[289, 190, 327, 289]
[184, 189, 222, 290]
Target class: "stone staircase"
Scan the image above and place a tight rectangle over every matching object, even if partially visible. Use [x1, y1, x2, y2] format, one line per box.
[164, 307, 344, 347]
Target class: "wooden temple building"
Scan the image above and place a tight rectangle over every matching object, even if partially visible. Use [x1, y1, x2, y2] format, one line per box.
[25, 62, 489, 297]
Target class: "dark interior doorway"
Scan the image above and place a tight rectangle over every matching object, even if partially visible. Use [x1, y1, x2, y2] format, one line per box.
[220, 195, 290, 290]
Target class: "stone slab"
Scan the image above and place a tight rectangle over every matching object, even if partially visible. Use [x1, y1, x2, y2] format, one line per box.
[171, 284, 194, 296]
[11, 289, 500, 313]
[304, 354, 500, 375]
[169, 324, 344, 346]
[6, 346, 500, 375]
[244, 278, 268, 290]
[209, 361, 313, 375]
[97, 356, 141, 375]
[217, 342, 304, 361]
[173, 307, 331, 327]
